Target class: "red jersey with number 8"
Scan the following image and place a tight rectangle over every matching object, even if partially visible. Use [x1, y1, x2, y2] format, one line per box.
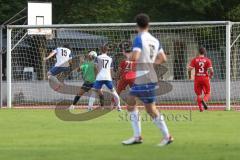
[189, 56, 212, 78]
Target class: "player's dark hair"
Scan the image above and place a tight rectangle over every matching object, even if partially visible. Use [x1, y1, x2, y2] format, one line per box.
[135, 13, 150, 29]
[101, 43, 109, 53]
[63, 44, 70, 49]
[119, 40, 132, 53]
[199, 47, 207, 55]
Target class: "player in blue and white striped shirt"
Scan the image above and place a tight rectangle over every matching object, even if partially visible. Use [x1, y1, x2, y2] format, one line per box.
[122, 13, 173, 147]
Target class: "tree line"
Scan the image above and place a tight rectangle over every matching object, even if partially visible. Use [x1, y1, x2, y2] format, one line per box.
[1, 0, 240, 24]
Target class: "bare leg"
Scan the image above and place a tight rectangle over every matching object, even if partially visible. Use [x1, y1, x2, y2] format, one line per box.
[48, 72, 64, 91]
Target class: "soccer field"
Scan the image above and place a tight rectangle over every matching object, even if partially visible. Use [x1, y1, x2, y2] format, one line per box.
[0, 109, 239, 160]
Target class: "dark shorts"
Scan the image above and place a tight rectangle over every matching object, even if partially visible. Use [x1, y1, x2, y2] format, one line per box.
[49, 67, 70, 76]
[81, 82, 94, 92]
[130, 83, 157, 104]
[93, 80, 113, 90]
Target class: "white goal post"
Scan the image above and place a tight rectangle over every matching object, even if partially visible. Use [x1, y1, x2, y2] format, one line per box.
[6, 21, 240, 110]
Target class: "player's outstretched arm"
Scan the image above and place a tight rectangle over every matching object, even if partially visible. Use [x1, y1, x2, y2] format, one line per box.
[72, 55, 84, 72]
[44, 51, 56, 61]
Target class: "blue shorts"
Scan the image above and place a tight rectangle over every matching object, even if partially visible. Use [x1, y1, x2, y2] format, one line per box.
[130, 83, 157, 104]
[94, 80, 113, 90]
[49, 67, 70, 76]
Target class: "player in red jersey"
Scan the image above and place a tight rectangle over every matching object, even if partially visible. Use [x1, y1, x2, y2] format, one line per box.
[188, 47, 214, 112]
[116, 52, 136, 94]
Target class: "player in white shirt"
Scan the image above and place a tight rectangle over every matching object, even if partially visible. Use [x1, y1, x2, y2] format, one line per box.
[122, 13, 173, 147]
[93, 44, 121, 111]
[44, 44, 72, 89]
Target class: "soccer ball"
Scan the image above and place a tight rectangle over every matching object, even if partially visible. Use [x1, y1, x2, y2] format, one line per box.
[88, 51, 97, 58]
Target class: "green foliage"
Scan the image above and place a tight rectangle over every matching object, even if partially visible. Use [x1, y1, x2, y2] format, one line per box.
[1, 0, 240, 24]
[52, 0, 130, 23]
[0, 0, 26, 24]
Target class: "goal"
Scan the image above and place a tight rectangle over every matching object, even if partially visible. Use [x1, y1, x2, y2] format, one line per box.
[5, 22, 240, 110]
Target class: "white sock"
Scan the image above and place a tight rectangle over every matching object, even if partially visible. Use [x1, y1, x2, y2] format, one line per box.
[88, 92, 96, 110]
[129, 110, 141, 138]
[112, 89, 121, 109]
[153, 114, 170, 139]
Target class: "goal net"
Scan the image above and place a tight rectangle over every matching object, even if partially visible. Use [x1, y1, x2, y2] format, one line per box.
[231, 23, 240, 108]
[6, 22, 239, 110]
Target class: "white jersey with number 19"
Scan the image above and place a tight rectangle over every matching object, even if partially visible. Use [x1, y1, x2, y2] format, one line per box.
[95, 53, 113, 81]
[53, 47, 72, 67]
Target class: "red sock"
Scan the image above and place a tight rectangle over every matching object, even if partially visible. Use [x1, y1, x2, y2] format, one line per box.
[197, 96, 203, 111]
[203, 94, 210, 102]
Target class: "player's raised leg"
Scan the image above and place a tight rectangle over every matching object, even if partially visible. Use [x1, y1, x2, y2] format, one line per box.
[47, 67, 70, 91]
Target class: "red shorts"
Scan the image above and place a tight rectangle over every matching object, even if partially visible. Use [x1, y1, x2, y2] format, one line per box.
[194, 77, 211, 96]
[117, 79, 135, 93]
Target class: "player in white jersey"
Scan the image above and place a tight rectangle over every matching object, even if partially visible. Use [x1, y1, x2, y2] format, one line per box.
[122, 13, 173, 147]
[44, 44, 72, 89]
[93, 44, 121, 111]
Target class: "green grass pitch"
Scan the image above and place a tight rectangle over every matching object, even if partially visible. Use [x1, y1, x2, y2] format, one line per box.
[0, 109, 239, 160]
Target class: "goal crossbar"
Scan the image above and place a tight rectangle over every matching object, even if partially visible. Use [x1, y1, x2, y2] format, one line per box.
[7, 21, 230, 29]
